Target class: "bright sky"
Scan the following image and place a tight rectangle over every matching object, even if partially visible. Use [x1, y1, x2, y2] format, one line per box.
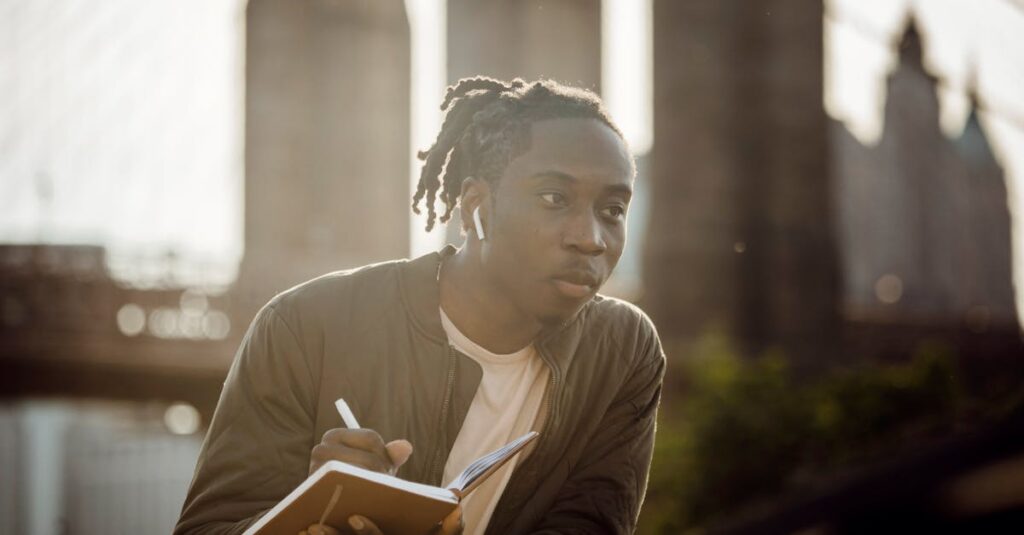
[405, 0, 448, 258]
[2, 0, 1022, 307]
[0, 0, 246, 287]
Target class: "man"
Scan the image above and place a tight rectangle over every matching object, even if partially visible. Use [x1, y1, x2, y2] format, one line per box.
[175, 77, 666, 535]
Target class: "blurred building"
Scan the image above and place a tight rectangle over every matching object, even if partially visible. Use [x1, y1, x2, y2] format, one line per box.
[833, 21, 1017, 330]
[832, 19, 1021, 369]
[644, 4, 1020, 368]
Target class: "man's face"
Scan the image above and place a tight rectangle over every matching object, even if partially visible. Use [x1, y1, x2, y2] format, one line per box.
[479, 117, 634, 325]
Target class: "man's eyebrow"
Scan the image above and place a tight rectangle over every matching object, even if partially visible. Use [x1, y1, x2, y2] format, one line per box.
[529, 170, 577, 183]
[605, 183, 634, 197]
[529, 170, 634, 195]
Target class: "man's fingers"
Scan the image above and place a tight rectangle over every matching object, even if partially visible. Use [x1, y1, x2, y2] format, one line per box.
[301, 524, 341, 535]
[384, 439, 413, 468]
[322, 428, 390, 460]
[440, 505, 464, 535]
[311, 429, 414, 476]
[348, 515, 383, 535]
[344, 507, 455, 535]
[310, 443, 394, 474]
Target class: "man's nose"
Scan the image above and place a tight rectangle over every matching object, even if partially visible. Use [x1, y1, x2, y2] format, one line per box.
[563, 210, 607, 256]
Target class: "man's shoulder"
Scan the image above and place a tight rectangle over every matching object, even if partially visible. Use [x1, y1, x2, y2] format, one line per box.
[575, 294, 664, 365]
[586, 295, 666, 387]
[584, 294, 660, 340]
[265, 257, 410, 322]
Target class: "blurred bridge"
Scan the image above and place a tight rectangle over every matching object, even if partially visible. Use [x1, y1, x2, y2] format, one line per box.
[0, 244, 239, 419]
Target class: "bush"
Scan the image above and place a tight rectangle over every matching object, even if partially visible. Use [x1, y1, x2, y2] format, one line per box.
[637, 333, 964, 534]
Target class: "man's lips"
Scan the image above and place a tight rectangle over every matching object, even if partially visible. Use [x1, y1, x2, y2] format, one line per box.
[551, 271, 601, 299]
[552, 279, 594, 298]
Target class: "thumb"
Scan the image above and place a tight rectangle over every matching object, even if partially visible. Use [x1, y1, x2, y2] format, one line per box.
[385, 439, 413, 468]
[440, 505, 463, 535]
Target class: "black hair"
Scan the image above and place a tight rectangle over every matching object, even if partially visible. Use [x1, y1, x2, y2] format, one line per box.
[411, 76, 628, 231]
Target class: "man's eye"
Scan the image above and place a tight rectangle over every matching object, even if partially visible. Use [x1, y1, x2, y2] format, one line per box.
[601, 205, 627, 220]
[540, 192, 567, 206]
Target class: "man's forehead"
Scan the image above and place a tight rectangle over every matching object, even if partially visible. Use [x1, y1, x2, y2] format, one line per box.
[523, 169, 633, 195]
[504, 118, 634, 185]
[525, 118, 629, 157]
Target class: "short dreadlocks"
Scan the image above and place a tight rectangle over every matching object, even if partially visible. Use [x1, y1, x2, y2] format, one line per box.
[411, 77, 628, 232]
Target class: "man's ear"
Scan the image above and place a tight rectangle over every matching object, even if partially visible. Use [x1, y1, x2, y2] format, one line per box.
[459, 176, 491, 233]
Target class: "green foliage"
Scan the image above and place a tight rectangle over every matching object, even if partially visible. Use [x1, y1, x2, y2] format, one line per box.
[636, 333, 964, 534]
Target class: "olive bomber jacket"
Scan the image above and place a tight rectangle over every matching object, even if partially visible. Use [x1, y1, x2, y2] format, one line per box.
[175, 246, 666, 535]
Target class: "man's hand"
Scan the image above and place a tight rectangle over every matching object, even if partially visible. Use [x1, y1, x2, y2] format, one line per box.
[346, 505, 464, 535]
[309, 428, 413, 476]
[305, 429, 460, 534]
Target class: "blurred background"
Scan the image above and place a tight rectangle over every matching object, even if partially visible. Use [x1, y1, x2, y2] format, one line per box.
[2, 0, 1023, 533]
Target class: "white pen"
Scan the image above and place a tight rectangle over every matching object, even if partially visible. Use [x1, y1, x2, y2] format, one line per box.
[334, 398, 360, 429]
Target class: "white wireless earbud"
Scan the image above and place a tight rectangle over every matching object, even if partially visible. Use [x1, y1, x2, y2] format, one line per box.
[472, 206, 486, 241]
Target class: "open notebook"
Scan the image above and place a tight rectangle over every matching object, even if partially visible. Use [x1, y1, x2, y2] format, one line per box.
[243, 431, 539, 535]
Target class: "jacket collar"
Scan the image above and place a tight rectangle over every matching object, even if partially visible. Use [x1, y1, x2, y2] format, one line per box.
[397, 245, 454, 346]
[397, 245, 587, 374]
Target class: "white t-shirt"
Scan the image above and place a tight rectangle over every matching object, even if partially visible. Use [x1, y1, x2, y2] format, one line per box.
[439, 308, 550, 535]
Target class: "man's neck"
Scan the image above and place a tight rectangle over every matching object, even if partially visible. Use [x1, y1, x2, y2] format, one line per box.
[439, 247, 543, 354]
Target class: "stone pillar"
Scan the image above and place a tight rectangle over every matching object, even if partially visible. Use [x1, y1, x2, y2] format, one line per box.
[448, 0, 600, 89]
[240, 0, 410, 305]
[645, 0, 838, 360]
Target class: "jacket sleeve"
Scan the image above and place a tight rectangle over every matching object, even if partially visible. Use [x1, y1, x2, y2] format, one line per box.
[531, 328, 667, 535]
[174, 304, 319, 535]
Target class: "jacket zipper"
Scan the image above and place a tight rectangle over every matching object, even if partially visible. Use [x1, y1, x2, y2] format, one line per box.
[487, 343, 561, 534]
[430, 346, 458, 484]
[532, 346, 561, 461]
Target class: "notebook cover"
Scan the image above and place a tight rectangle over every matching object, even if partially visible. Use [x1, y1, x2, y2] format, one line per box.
[245, 461, 458, 535]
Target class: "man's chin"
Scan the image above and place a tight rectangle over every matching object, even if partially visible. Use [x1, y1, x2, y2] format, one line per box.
[535, 300, 589, 328]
